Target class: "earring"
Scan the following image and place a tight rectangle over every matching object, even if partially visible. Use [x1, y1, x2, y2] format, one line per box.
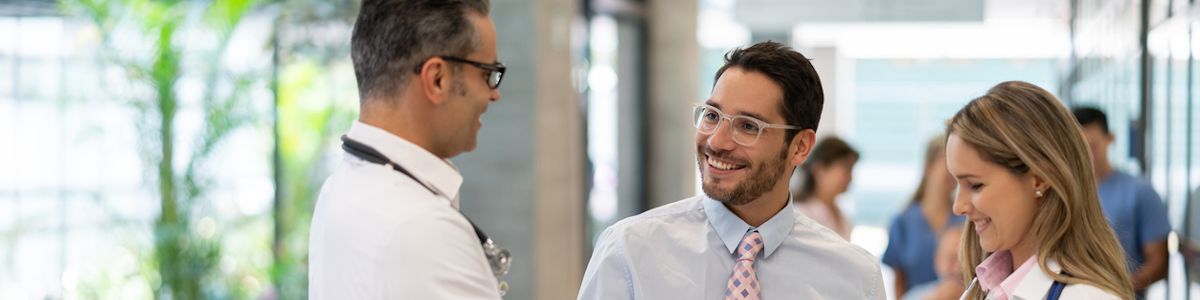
[1035, 190, 1043, 198]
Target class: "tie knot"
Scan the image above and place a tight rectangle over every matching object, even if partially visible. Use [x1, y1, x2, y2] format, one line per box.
[736, 231, 764, 261]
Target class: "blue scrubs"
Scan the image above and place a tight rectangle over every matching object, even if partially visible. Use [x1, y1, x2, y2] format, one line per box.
[882, 204, 963, 292]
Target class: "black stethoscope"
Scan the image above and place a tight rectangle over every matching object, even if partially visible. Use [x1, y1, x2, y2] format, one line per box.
[341, 135, 511, 295]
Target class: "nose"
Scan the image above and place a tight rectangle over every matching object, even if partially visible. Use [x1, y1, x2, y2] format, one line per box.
[951, 189, 970, 216]
[490, 88, 501, 102]
[705, 120, 737, 151]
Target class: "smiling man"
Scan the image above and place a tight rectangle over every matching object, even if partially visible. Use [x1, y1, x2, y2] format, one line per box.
[577, 41, 884, 300]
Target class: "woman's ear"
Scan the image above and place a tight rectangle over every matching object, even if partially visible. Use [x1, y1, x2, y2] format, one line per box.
[789, 129, 816, 166]
[1029, 173, 1050, 198]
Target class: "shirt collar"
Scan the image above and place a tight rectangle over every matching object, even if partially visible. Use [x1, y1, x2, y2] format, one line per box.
[998, 255, 1039, 298]
[975, 250, 1014, 292]
[1010, 258, 1063, 300]
[702, 195, 794, 258]
[346, 121, 464, 207]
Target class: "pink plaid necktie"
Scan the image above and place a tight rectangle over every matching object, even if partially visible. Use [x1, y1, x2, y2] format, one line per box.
[725, 230, 763, 300]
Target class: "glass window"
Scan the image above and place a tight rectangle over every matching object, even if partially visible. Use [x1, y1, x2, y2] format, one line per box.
[850, 58, 1059, 230]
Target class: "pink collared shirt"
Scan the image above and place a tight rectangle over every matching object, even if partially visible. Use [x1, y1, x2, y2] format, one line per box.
[975, 251, 1038, 300]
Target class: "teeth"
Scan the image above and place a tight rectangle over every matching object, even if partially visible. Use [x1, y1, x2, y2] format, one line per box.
[707, 157, 740, 170]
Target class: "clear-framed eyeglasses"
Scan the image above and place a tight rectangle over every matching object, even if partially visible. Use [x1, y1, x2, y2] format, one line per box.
[692, 104, 802, 146]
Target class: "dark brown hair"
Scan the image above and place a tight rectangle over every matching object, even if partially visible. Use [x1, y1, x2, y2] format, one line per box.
[796, 136, 859, 201]
[715, 41, 823, 141]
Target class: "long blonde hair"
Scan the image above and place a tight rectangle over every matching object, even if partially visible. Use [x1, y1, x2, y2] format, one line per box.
[947, 81, 1133, 299]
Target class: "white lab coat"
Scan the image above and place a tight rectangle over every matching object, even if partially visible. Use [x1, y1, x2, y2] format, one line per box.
[309, 121, 501, 300]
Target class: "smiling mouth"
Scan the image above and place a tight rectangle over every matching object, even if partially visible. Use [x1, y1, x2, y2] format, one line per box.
[706, 155, 747, 171]
[973, 218, 992, 233]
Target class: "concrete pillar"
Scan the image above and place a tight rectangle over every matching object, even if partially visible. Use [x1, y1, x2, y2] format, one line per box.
[645, 0, 699, 208]
[456, 0, 584, 298]
[531, 0, 584, 299]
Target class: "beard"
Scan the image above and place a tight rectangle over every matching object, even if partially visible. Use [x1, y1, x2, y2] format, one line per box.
[698, 143, 789, 206]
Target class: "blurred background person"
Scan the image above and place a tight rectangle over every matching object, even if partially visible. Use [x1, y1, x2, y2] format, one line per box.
[1072, 107, 1170, 299]
[793, 136, 860, 240]
[902, 225, 965, 300]
[882, 134, 963, 298]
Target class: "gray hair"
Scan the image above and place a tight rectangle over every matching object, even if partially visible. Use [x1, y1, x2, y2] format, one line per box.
[351, 0, 490, 102]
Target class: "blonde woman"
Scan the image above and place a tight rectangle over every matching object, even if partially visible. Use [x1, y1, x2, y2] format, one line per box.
[945, 81, 1133, 299]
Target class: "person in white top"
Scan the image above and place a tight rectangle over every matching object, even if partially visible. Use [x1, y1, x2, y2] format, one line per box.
[308, 0, 507, 298]
[791, 136, 859, 240]
[944, 81, 1133, 299]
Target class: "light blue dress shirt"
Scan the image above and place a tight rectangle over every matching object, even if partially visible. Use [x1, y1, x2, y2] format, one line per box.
[578, 195, 885, 299]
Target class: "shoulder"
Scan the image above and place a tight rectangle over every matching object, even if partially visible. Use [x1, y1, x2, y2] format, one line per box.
[588, 197, 706, 267]
[314, 164, 470, 246]
[1108, 170, 1154, 191]
[317, 159, 452, 221]
[600, 196, 706, 238]
[1021, 259, 1123, 300]
[1111, 171, 1166, 203]
[792, 211, 878, 266]
[892, 204, 922, 224]
[1061, 283, 1122, 300]
[783, 217, 884, 297]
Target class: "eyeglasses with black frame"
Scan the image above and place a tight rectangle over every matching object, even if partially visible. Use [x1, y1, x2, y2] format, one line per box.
[441, 56, 506, 89]
[692, 104, 802, 146]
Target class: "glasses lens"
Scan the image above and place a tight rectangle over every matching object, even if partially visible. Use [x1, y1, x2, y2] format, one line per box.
[489, 71, 502, 88]
[730, 117, 762, 146]
[694, 107, 721, 133]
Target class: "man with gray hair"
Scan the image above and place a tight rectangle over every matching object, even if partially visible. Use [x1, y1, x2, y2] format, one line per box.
[308, 0, 506, 298]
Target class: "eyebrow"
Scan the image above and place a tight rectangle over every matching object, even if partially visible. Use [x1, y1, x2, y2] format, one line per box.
[954, 174, 980, 180]
[703, 100, 771, 121]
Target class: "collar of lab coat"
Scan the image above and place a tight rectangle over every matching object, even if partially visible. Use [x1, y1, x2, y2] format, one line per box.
[346, 121, 464, 208]
[1009, 258, 1062, 300]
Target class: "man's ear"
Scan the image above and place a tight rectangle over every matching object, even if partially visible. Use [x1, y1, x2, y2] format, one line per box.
[789, 129, 817, 166]
[419, 57, 450, 105]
